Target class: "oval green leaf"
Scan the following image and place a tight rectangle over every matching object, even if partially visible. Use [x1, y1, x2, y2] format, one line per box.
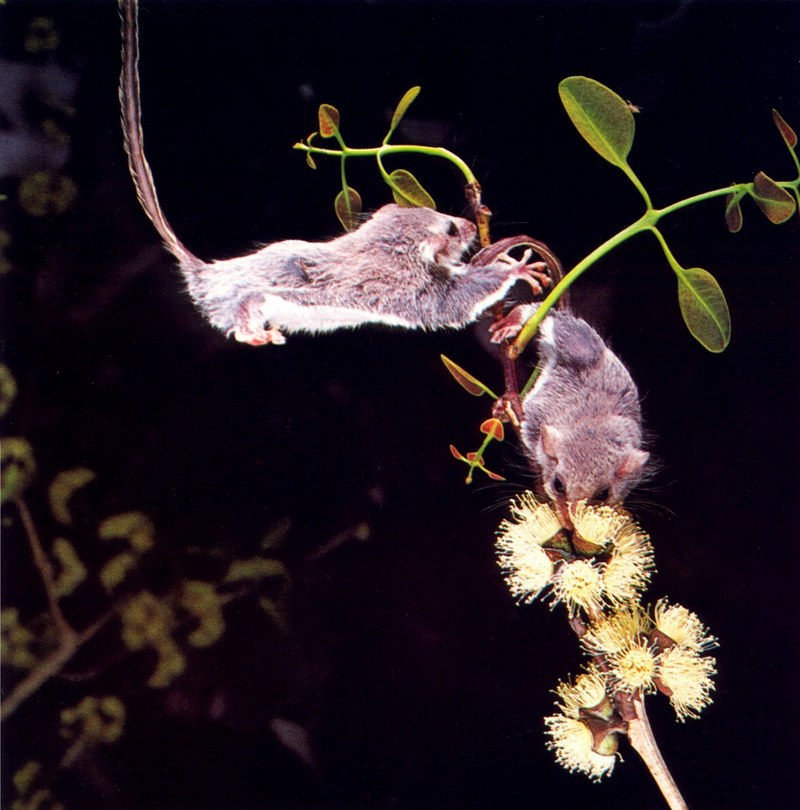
[334, 186, 363, 232]
[318, 104, 340, 138]
[387, 169, 435, 209]
[389, 86, 421, 135]
[676, 267, 731, 353]
[750, 171, 796, 224]
[558, 76, 635, 168]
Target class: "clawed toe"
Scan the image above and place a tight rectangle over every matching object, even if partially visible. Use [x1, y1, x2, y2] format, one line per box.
[234, 327, 287, 346]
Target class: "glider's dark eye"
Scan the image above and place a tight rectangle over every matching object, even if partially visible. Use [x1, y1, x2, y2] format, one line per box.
[552, 476, 566, 495]
[447, 221, 460, 237]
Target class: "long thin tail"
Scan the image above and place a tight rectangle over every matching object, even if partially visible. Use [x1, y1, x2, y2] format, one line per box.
[119, 0, 199, 267]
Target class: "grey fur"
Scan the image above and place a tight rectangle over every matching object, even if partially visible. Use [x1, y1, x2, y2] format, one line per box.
[119, 0, 544, 346]
[516, 307, 649, 506]
[186, 204, 545, 344]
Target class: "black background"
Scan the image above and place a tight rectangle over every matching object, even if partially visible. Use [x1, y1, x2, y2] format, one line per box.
[2, 1, 799, 808]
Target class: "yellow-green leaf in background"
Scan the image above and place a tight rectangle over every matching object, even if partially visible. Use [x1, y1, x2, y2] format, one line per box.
[0, 364, 17, 418]
[180, 581, 225, 648]
[49, 467, 96, 524]
[1, 437, 36, 503]
[52, 538, 87, 598]
[99, 511, 155, 553]
[100, 551, 138, 592]
[225, 557, 288, 584]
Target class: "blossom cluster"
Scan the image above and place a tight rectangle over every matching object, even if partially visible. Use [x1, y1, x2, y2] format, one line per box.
[496, 493, 718, 781]
[496, 494, 654, 613]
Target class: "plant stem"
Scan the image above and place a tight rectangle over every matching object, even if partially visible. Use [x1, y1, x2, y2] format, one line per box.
[627, 695, 689, 810]
[294, 142, 478, 186]
[511, 218, 645, 356]
[510, 180, 757, 358]
[2, 498, 116, 722]
[17, 498, 74, 639]
[0, 611, 113, 722]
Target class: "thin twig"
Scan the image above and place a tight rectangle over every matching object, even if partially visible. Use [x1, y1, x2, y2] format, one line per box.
[16, 497, 74, 638]
[462, 182, 524, 413]
[0, 611, 114, 722]
[627, 695, 689, 810]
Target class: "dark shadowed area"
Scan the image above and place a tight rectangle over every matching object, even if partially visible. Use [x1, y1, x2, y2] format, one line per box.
[1, 1, 798, 809]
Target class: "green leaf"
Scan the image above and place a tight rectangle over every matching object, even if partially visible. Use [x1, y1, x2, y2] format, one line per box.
[318, 104, 340, 138]
[750, 171, 796, 224]
[676, 267, 731, 353]
[49, 467, 96, 524]
[772, 108, 798, 150]
[440, 355, 498, 399]
[724, 190, 744, 233]
[305, 152, 317, 170]
[558, 76, 635, 168]
[387, 86, 421, 139]
[334, 186, 363, 231]
[387, 169, 435, 208]
[1, 437, 36, 503]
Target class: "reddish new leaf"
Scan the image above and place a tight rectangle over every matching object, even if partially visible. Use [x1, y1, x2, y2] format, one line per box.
[724, 192, 743, 233]
[750, 171, 796, 224]
[449, 444, 467, 461]
[480, 418, 505, 441]
[772, 108, 798, 150]
[440, 355, 498, 399]
[318, 104, 340, 138]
